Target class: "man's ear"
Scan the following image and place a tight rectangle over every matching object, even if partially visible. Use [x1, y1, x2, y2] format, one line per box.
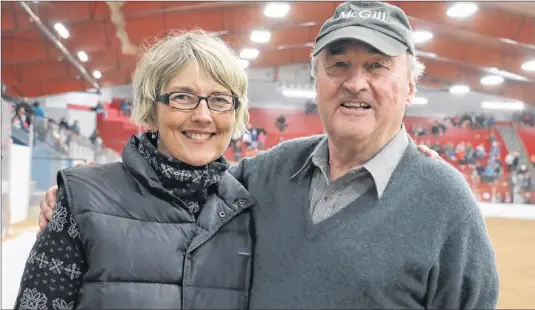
[405, 80, 416, 108]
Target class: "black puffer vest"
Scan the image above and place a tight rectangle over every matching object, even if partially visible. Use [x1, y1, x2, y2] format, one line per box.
[58, 138, 255, 309]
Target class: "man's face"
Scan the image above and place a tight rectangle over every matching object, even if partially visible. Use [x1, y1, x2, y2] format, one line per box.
[315, 40, 415, 143]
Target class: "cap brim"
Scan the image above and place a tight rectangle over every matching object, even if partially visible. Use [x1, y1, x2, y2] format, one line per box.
[313, 26, 407, 57]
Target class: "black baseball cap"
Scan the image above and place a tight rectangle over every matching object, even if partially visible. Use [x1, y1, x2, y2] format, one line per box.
[312, 1, 415, 57]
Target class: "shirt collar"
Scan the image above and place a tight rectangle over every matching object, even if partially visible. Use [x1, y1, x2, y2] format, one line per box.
[291, 125, 409, 198]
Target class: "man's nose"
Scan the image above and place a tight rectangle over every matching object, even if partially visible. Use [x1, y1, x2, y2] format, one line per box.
[342, 68, 370, 93]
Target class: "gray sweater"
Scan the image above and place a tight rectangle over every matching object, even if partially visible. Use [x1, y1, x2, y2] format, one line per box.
[230, 135, 499, 309]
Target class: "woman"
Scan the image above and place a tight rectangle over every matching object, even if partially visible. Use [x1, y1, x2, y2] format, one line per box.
[15, 30, 253, 310]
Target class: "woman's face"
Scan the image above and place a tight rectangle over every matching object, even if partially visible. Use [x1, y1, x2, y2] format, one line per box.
[155, 64, 236, 166]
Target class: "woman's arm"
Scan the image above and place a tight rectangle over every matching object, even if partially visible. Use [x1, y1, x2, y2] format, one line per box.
[14, 186, 87, 310]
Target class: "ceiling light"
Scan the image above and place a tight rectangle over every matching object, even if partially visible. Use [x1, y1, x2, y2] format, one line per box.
[482, 101, 524, 111]
[281, 89, 316, 99]
[264, 3, 290, 18]
[486, 67, 529, 82]
[413, 31, 433, 44]
[240, 48, 259, 60]
[412, 97, 428, 105]
[250, 30, 271, 43]
[417, 51, 437, 58]
[480, 75, 504, 85]
[449, 84, 470, 94]
[499, 38, 518, 45]
[77, 51, 88, 62]
[53, 22, 69, 39]
[92, 70, 102, 79]
[447, 3, 478, 18]
[239, 59, 249, 69]
[521, 60, 535, 72]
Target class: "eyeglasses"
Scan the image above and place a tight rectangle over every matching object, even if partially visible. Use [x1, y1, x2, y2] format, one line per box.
[155, 92, 239, 112]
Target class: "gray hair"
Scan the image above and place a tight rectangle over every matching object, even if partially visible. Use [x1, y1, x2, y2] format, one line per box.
[310, 51, 426, 86]
[130, 29, 249, 139]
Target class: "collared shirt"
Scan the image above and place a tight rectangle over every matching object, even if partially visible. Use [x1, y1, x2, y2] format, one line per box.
[292, 126, 409, 223]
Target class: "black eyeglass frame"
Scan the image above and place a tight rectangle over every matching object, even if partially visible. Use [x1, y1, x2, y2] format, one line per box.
[154, 92, 240, 112]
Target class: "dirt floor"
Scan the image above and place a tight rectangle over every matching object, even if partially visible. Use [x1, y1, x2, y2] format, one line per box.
[486, 217, 535, 309]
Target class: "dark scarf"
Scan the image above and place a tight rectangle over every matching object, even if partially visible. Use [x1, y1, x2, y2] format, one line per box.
[136, 133, 229, 217]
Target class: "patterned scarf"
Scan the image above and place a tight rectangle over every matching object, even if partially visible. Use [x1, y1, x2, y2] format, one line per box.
[136, 133, 229, 218]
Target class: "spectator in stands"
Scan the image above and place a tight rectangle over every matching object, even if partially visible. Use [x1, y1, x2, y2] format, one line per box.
[32, 101, 47, 142]
[524, 192, 533, 204]
[494, 157, 503, 178]
[522, 112, 534, 127]
[411, 124, 427, 137]
[257, 128, 266, 150]
[487, 115, 496, 128]
[12, 105, 29, 132]
[241, 128, 252, 149]
[70, 120, 81, 135]
[468, 112, 479, 129]
[451, 114, 462, 127]
[444, 142, 456, 161]
[475, 113, 486, 129]
[20, 29, 254, 310]
[59, 116, 69, 129]
[505, 151, 520, 172]
[475, 160, 485, 177]
[465, 143, 476, 165]
[431, 121, 441, 137]
[32, 101, 45, 119]
[91, 100, 104, 112]
[492, 192, 502, 204]
[512, 151, 520, 170]
[455, 142, 466, 164]
[488, 131, 496, 144]
[503, 192, 513, 203]
[250, 126, 259, 149]
[489, 141, 500, 158]
[120, 98, 132, 116]
[430, 140, 442, 154]
[475, 143, 486, 160]
[482, 164, 497, 183]
[19, 97, 33, 126]
[513, 111, 534, 127]
[276, 113, 288, 132]
[470, 166, 480, 185]
[505, 151, 515, 172]
[89, 129, 100, 145]
[232, 138, 242, 161]
[517, 165, 531, 190]
[460, 112, 472, 128]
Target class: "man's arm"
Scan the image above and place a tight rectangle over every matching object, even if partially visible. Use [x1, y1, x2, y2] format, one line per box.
[39, 145, 441, 230]
[426, 209, 499, 309]
[16, 186, 87, 309]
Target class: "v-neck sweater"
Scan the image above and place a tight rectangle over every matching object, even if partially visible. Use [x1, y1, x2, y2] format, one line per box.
[230, 135, 499, 309]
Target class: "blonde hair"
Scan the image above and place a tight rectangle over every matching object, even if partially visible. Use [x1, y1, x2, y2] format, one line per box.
[130, 29, 249, 138]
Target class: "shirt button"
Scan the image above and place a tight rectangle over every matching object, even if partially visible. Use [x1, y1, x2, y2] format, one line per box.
[186, 254, 192, 260]
[218, 211, 226, 218]
[324, 195, 331, 201]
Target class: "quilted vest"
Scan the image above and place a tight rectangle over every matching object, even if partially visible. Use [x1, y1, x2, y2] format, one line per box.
[58, 140, 255, 309]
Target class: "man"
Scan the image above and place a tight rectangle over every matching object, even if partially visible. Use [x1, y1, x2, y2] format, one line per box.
[38, 1, 498, 308]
